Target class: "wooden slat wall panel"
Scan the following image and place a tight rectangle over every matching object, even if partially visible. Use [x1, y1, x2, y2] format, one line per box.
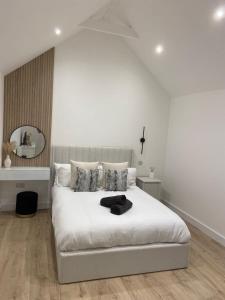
[3, 48, 54, 166]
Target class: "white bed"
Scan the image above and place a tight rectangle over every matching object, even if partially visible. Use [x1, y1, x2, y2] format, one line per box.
[51, 146, 191, 284]
[52, 185, 190, 283]
[52, 186, 190, 252]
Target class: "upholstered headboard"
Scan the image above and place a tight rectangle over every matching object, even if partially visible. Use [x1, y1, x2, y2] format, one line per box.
[51, 146, 133, 167]
[49, 146, 134, 201]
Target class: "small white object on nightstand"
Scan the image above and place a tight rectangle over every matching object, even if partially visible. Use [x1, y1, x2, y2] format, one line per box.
[136, 176, 162, 200]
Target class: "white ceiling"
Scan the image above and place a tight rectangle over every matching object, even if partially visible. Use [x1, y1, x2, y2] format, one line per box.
[1, 0, 225, 97]
[0, 0, 109, 73]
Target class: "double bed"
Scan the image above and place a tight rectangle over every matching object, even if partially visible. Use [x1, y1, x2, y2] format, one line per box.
[51, 146, 191, 283]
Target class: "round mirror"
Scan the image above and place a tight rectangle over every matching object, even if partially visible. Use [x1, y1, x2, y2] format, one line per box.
[10, 125, 46, 159]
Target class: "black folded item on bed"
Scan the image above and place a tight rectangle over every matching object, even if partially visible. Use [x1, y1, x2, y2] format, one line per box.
[100, 195, 127, 207]
[111, 199, 133, 215]
[100, 195, 132, 215]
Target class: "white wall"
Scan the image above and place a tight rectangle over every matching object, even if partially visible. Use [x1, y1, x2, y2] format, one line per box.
[163, 89, 225, 245]
[52, 30, 170, 176]
[0, 72, 4, 166]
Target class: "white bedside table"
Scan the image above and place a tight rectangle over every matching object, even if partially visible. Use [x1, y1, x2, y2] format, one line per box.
[136, 177, 162, 200]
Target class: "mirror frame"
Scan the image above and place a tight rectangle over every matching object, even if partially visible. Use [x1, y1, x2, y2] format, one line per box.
[10, 125, 46, 159]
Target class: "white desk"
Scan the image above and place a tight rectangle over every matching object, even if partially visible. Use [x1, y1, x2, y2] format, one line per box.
[0, 167, 50, 181]
[0, 167, 50, 211]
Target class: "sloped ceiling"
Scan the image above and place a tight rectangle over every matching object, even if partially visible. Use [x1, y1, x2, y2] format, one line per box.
[0, 0, 225, 97]
[122, 0, 225, 97]
[0, 0, 109, 74]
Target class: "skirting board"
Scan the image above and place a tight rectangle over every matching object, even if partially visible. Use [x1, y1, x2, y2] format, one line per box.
[162, 200, 225, 247]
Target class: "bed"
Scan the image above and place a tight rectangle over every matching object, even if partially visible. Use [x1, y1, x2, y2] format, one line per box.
[51, 146, 191, 283]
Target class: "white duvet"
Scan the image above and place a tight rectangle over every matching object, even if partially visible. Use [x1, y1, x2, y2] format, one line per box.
[52, 186, 191, 252]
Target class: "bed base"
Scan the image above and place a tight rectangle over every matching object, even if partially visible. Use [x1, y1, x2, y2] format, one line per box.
[56, 242, 189, 284]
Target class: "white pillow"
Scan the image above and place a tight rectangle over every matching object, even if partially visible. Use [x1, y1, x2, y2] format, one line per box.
[70, 161, 99, 188]
[98, 164, 104, 188]
[102, 162, 128, 170]
[54, 163, 71, 187]
[127, 168, 136, 186]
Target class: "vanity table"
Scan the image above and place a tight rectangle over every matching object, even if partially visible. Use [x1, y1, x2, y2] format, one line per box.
[0, 167, 50, 211]
[0, 124, 50, 211]
[0, 167, 50, 181]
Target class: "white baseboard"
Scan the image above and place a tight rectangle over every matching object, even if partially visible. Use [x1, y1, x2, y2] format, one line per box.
[162, 200, 225, 247]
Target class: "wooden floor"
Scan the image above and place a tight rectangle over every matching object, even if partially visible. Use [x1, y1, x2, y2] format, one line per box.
[0, 211, 225, 300]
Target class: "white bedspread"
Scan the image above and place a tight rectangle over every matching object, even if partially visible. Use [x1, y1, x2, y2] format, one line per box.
[52, 186, 191, 252]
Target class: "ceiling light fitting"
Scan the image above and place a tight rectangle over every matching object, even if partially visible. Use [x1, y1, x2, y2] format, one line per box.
[55, 28, 62, 36]
[155, 44, 164, 55]
[214, 7, 225, 21]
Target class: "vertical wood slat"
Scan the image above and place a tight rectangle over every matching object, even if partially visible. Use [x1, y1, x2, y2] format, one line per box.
[3, 48, 54, 167]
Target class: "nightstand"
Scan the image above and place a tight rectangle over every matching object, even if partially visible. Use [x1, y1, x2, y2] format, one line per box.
[136, 177, 162, 200]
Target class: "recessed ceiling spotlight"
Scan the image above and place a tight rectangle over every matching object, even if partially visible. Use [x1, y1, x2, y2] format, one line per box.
[214, 7, 225, 21]
[54, 27, 62, 36]
[155, 44, 164, 55]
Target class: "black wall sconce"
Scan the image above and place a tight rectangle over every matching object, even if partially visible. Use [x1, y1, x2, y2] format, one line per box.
[140, 126, 146, 155]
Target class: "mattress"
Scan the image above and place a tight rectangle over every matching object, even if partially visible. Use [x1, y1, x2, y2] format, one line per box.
[52, 186, 191, 252]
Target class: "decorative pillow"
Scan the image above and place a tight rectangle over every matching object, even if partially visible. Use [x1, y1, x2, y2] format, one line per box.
[104, 169, 128, 191]
[74, 167, 99, 192]
[54, 163, 71, 187]
[127, 168, 137, 186]
[102, 162, 128, 188]
[70, 161, 99, 188]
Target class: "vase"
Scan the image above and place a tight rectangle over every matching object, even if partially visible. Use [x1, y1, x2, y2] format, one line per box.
[4, 155, 11, 168]
[149, 171, 155, 179]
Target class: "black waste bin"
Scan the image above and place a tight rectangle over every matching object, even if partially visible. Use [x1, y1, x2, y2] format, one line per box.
[16, 191, 38, 217]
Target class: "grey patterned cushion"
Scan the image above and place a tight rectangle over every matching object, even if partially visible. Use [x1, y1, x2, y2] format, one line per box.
[104, 169, 128, 191]
[74, 167, 99, 192]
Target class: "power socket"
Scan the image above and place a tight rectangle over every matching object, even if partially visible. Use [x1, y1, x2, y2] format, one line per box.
[16, 182, 25, 188]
